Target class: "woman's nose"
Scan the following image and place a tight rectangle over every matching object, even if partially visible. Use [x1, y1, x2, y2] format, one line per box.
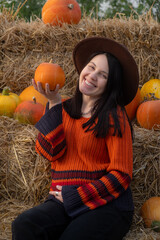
[89, 71, 97, 80]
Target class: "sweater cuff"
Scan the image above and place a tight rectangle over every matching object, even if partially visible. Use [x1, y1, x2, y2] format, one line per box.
[62, 186, 89, 218]
[35, 103, 62, 136]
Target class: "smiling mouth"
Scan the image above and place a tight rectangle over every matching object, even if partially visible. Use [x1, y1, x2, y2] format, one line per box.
[85, 79, 96, 87]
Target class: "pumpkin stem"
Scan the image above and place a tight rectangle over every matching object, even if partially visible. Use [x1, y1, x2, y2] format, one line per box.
[32, 96, 36, 104]
[68, 4, 74, 9]
[144, 92, 160, 101]
[151, 220, 160, 232]
[2, 87, 11, 96]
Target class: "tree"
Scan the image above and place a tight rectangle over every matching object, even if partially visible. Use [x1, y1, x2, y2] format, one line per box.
[17, 0, 46, 20]
[102, 0, 134, 18]
[102, 0, 160, 22]
[0, 0, 46, 21]
[137, 0, 160, 21]
[0, 0, 159, 22]
[77, 0, 104, 17]
[0, 0, 104, 21]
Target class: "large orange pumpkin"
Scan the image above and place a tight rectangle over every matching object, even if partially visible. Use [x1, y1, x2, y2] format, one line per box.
[14, 97, 45, 125]
[34, 63, 65, 91]
[141, 79, 160, 100]
[42, 0, 81, 26]
[141, 197, 160, 232]
[19, 85, 48, 107]
[136, 100, 160, 130]
[125, 88, 141, 121]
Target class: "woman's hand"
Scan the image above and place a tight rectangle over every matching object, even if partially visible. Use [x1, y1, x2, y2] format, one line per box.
[49, 185, 63, 203]
[32, 79, 62, 109]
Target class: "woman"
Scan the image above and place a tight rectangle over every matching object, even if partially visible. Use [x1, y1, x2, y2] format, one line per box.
[12, 37, 139, 240]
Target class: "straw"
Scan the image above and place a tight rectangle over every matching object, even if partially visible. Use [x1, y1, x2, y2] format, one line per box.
[0, 9, 160, 240]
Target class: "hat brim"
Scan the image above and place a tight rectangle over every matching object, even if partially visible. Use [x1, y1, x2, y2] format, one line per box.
[73, 37, 139, 105]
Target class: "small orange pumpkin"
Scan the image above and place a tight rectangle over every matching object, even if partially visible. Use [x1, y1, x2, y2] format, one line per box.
[19, 85, 48, 107]
[42, 0, 81, 26]
[34, 63, 65, 91]
[141, 197, 160, 232]
[125, 88, 141, 121]
[136, 100, 160, 130]
[14, 97, 44, 125]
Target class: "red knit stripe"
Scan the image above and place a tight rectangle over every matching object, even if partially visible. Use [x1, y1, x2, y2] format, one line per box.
[35, 139, 66, 161]
[102, 176, 115, 195]
[35, 142, 53, 161]
[113, 171, 130, 189]
[85, 200, 97, 209]
[92, 179, 109, 198]
[78, 186, 90, 203]
[85, 184, 100, 199]
[50, 179, 93, 188]
[101, 175, 123, 198]
[46, 125, 64, 144]
[51, 170, 106, 180]
[77, 184, 100, 208]
[86, 198, 107, 210]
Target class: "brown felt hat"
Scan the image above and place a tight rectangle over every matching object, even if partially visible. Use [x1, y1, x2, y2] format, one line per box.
[73, 37, 139, 105]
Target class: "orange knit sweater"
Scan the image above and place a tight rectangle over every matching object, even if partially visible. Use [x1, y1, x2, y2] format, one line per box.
[35, 103, 134, 217]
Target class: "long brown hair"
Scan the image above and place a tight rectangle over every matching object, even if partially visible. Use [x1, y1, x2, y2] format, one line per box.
[63, 52, 133, 138]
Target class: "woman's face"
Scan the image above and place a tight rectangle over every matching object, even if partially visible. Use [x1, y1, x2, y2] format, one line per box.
[79, 54, 109, 99]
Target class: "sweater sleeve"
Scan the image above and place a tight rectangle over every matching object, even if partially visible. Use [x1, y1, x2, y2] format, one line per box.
[62, 117, 133, 217]
[35, 103, 66, 161]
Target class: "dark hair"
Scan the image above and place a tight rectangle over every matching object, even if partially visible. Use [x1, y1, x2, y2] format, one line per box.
[63, 52, 133, 138]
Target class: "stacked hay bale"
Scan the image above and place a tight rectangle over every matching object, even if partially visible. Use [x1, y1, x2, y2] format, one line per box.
[0, 10, 160, 240]
[0, 11, 160, 93]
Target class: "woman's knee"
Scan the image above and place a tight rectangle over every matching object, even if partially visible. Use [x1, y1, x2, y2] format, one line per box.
[12, 209, 31, 232]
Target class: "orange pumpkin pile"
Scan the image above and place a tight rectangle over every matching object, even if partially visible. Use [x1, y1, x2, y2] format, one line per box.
[42, 0, 81, 26]
[136, 79, 160, 130]
[124, 78, 160, 130]
[0, 86, 45, 125]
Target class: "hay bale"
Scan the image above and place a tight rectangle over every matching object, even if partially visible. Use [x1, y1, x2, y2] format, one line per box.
[0, 10, 160, 240]
[128, 124, 160, 238]
[0, 116, 51, 204]
[0, 12, 160, 94]
[0, 200, 33, 240]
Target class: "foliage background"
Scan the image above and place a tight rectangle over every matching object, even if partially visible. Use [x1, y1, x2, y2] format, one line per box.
[0, 0, 159, 22]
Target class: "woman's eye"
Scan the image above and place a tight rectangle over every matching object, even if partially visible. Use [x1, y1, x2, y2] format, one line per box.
[103, 74, 108, 79]
[88, 65, 95, 70]
[99, 73, 107, 79]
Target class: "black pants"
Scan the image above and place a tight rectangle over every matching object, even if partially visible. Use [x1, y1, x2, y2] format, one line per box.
[12, 199, 133, 240]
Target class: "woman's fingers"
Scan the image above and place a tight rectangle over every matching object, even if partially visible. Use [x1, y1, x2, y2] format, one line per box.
[49, 185, 63, 202]
[32, 79, 60, 95]
[32, 80, 61, 105]
[32, 79, 38, 90]
[54, 84, 60, 93]
[45, 83, 50, 94]
[32, 79, 44, 94]
[37, 81, 45, 94]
